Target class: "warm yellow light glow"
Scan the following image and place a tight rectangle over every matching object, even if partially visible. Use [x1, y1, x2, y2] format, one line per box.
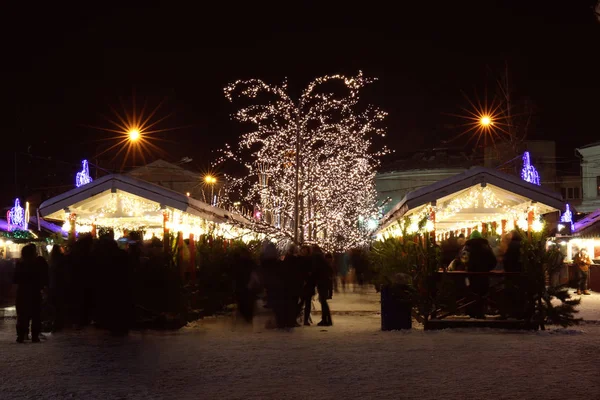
[532, 220, 544, 232]
[480, 115, 492, 126]
[204, 175, 217, 184]
[128, 129, 141, 141]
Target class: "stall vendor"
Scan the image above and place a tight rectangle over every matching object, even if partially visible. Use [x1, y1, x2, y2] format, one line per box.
[574, 248, 592, 295]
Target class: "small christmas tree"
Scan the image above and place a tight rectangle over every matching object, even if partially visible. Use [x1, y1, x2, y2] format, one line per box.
[520, 231, 581, 330]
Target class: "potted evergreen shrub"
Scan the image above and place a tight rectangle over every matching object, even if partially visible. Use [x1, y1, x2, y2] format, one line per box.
[370, 236, 416, 330]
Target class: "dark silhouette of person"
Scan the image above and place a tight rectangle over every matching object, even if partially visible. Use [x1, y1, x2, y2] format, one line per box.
[462, 230, 496, 319]
[67, 234, 95, 328]
[233, 247, 257, 323]
[261, 242, 285, 328]
[14, 244, 48, 343]
[325, 253, 335, 299]
[283, 244, 304, 327]
[313, 246, 333, 326]
[503, 231, 523, 273]
[502, 231, 524, 318]
[574, 248, 592, 295]
[300, 245, 315, 326]
[441, 233, 461, 270]
[49, 245, 67, 332]
[93, 231, 131, 335]
[350, 248, 369, 289]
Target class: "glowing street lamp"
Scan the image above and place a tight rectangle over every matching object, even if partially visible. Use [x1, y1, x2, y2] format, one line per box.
[480, 115, 492, 127]
[128, 128, 141, 142]
[204, 175, 217, 205]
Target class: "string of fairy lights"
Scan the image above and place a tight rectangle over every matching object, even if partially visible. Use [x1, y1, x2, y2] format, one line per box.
[217, 71, 388, 250]
[379, 185, 546, 240]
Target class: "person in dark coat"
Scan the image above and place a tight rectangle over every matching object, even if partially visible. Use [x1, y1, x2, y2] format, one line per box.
[503, 231, 523, 273]
[324, 253, 335, 299]
[283, 244, 304, 327]
[441, 233, 461, 270]
[462, 231, 496, 319]
[93, 232, 131, 335]
[261, 241, 285, 328]
[233, 247, 257, 324]
[313, 246, 333, 327]
[300, 245, 316, 326]
[501, 231, 525, 318]
[49, 245, 67, 332]
[67, 234, 95, 328]
[14, 244, 49, 343]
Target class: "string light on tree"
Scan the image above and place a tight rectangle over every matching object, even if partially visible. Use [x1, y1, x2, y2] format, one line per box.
[219, 71, 388, 250]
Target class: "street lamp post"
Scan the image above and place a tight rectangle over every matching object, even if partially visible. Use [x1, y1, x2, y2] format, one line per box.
[204, 175, 217, 206]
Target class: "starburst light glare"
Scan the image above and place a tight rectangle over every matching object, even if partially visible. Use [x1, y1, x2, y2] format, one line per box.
[480, 115, 492, 126]
[128, 129, 141, 142]
[449, 92, 510, 148]
[88, 96, 179, 170]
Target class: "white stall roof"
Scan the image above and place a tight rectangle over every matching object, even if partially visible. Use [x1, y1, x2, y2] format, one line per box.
[39, 174, 248, 225]
[380, 166, 564, 232]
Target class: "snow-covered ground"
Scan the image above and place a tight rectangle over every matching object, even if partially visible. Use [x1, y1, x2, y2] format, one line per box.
[2, 287, 600, 400]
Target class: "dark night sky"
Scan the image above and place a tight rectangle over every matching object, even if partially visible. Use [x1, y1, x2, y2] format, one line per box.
[5, 0, 600, 206]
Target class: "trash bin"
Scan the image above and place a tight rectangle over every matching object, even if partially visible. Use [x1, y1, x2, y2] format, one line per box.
[381, 284, 412, 330]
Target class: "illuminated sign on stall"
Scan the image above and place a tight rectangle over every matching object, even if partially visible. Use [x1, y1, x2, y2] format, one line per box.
[560, 203, 575, 232]
[76, 159, 93, 188]
[7, 198, 29, 231]
[521, 151, 540, 186]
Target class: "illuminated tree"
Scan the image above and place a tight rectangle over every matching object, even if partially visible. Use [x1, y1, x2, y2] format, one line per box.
[218, 72, 387, 250]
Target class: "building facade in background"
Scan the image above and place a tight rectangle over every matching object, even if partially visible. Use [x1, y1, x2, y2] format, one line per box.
[576, 142, 600, 213]
[484, 140, 558, 193]
[375, 149, 473, 215]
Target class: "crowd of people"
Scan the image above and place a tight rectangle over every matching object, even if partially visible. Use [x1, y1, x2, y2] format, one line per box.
[439, 230, 525, 319]
[234, 242, 337, 329]
[13, 233, 361, 342]
[14, 233, 135, 343]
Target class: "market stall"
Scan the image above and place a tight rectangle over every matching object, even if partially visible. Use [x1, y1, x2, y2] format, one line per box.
[38, 174, 258, 243]
[378, 166, 564, 240]
[551, 208, 600, 291]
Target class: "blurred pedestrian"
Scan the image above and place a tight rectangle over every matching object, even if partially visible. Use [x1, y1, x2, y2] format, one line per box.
[14, 244, 48, 343]
[300, 245, 315, 326]
[49, 245, 67, 332]
[325, 253, 334, 299]
[233, 247, 257, 323]
[462, 230, 496, 319]
[574, 248, 592, 295]
[313, 246, 333, 326]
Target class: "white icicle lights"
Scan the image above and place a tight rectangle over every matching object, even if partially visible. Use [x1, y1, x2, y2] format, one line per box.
[218, 71, 388, 251]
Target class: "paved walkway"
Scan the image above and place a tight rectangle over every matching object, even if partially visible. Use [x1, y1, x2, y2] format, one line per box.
[2, 285, 599, 322]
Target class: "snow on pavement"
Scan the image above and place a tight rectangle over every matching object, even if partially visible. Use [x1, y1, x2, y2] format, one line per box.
[1, 313, 599, 400]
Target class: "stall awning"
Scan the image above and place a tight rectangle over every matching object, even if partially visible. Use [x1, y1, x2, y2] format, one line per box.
[574, 208, 600, 237]
[39, 174, 247, 225]
[379, 166, 564, 234]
